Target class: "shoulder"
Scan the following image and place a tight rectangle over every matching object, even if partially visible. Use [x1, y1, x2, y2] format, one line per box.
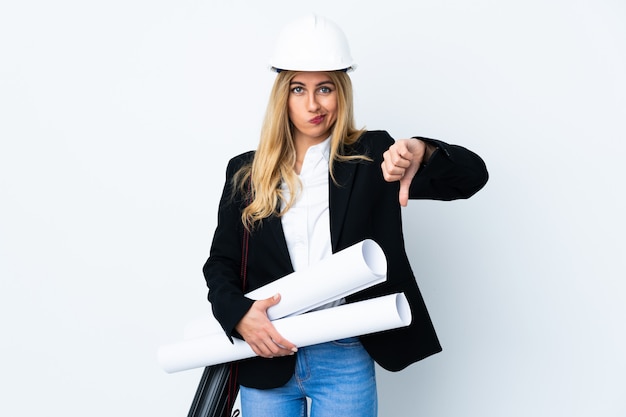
[357, 130, 394, 145]
[351, 130, 395, 160]
[225, 150, 255, 176]
[228, 150, 255, 167]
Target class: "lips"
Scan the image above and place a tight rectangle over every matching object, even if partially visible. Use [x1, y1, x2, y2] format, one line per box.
[309, 115, 325, 125]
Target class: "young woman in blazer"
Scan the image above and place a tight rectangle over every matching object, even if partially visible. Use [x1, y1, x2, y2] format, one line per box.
[203, 15, 488, 417]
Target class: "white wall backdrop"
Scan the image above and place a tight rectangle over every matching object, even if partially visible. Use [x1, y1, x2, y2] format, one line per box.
[1, 1, 624, 416]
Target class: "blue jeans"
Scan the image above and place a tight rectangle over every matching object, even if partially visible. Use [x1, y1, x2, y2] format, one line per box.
[240, 337, 377, 417]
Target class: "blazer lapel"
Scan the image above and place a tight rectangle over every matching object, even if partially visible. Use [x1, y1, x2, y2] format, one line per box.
[263, 155, 360, 262]
[264, 213, 293, 270]
[329, 159, 358, 252]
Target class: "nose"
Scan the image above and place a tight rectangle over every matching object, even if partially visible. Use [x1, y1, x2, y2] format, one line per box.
[307, 93, 321, 112]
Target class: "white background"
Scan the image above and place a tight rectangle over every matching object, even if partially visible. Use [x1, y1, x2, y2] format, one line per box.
[1, 1, 625, 415]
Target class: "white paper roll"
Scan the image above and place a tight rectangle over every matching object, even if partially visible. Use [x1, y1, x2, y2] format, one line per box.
[158, 292, 411, 373]
[183, 239, 387, 340]
[251, 238, 387, 319]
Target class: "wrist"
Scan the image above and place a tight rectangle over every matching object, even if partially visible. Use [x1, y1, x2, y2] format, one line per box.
[411, 138, 436, 164]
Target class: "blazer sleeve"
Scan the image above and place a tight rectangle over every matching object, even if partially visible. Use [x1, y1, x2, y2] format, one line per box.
[202, 153, 255, 341]
[409, 136, 489, 200]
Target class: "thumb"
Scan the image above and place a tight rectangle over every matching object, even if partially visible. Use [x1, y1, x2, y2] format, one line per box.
[264, 293, 281, 309]
[258, 293, 282, 318]
[398, 163, 419, 207]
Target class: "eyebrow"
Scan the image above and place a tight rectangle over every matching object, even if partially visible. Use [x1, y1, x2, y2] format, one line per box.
[290, 80, 336, 87]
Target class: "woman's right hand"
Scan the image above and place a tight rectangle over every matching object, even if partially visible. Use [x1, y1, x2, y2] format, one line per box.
[234, 293, 298, 358]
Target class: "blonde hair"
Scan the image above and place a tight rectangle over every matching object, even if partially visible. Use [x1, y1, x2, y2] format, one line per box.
[234, 71, 367, 230]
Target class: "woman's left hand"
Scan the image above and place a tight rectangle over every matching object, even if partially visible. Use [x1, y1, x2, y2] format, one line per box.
[381, 138, 432, 206]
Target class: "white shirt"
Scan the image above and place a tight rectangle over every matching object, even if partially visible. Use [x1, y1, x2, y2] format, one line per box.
[280, 138, 342, 310]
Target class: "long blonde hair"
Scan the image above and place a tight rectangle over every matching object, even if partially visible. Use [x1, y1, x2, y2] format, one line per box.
[234, 70, 367, 230]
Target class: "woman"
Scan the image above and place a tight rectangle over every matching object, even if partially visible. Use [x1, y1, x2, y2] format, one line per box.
[203, 15, 488, 417]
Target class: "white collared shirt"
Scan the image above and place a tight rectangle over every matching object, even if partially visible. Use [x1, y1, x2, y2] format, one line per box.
[280, 138, 341, 310]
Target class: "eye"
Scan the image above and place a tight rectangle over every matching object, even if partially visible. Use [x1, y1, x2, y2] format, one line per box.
[291, 86, 304, 94]
[318, 86, 333, 94]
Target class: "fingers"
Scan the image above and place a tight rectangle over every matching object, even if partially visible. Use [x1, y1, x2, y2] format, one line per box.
[235, 294, 298, 359]
[250, 331, 297, 359]
[250, 295, 297, 357]
[398, 181, 410, 207]
[381, 142, 413, 182]
[381, 139, 426, 206]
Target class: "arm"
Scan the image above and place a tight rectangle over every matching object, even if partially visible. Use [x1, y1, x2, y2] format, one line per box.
[203, 154, 297, 357]
[203, 155, 255, 339]
[381, 137, 488, 204]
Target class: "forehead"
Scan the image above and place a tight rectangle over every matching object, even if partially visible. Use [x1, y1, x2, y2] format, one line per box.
[290, 71, 333, 84]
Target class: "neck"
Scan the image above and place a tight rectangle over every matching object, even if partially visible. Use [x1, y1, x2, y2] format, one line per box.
[294, 135, 326, 163]
[293, 135, 327, 175]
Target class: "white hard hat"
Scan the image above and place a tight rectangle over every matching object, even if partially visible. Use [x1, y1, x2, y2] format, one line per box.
[270, 15, 356, 72]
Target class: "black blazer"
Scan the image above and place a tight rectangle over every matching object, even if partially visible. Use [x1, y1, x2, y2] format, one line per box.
[203, 130, 488, 389]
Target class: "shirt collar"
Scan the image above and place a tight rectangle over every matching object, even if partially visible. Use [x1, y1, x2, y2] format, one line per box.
[314, 136, 331, 163]
[296, 136, 331, 178]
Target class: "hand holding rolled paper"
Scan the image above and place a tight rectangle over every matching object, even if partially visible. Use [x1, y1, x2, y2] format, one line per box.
[158, 293, 411, 373]
[158, 239, 411, 373]
[234, 293, 299, 359]
[183, 239, 387, 340]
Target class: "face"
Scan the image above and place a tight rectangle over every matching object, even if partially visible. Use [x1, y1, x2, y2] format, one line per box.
[288, 72, 338, 145]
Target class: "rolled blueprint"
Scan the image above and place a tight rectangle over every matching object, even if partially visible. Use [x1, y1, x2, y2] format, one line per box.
[183, 239, 387, 340]
[158, 292, 411, 373]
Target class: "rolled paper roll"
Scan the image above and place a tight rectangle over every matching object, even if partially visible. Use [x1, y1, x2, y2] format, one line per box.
[158, 292, 411, 373]
[183, 239, 387, 340]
